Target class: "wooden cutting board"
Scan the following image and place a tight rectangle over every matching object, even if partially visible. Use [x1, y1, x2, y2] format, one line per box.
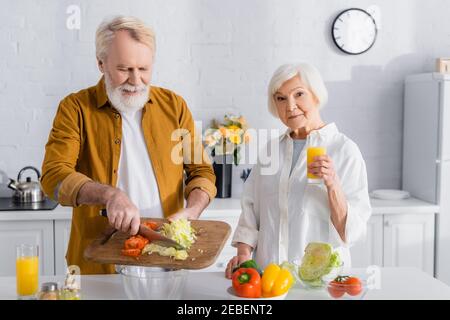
[84, 218, 231, 270]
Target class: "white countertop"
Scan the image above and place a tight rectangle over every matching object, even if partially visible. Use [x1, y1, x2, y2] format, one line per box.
[0, 205, 73, 221]
[369, 197, 439, 215]
[0, 197, 439, 221]
[1, 267, 449, 300]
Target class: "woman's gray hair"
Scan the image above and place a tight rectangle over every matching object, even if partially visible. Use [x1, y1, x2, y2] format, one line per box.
[267, 63, 328, 118]
[95, 15, 156, 61]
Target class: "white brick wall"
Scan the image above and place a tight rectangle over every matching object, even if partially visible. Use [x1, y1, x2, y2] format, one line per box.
[1, 0, 449, 197]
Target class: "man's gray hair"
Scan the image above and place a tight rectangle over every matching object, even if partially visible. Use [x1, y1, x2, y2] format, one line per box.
[95, 15, 156, 61]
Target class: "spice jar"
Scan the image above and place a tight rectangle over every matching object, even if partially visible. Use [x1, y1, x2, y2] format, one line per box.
[37, 282, 60, 300]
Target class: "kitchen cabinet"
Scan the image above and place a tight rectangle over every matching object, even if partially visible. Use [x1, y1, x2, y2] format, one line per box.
[349, 213, 435, 276]
[0, 221, 54, 276]
[383, 213, 435, 276]
[54, 220, 72, 275]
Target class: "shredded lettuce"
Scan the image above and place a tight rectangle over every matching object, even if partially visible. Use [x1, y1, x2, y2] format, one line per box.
[142, 243, 189, 260]
[141, 218, 196, 260]
[160, 218, 196, 249]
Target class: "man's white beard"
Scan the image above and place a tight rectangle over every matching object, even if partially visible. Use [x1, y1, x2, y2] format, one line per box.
[104, 72, 150, 114]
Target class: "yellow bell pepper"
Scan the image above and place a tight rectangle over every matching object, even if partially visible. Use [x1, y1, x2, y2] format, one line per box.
[261, 263, 294, 297]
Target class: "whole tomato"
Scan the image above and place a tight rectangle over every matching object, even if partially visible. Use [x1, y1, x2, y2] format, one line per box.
[328, 280, 345, 298]
[344, 276, 362, 296]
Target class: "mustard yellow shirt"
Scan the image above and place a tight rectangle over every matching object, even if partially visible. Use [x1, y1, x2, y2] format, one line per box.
[41, 77, 216, 274]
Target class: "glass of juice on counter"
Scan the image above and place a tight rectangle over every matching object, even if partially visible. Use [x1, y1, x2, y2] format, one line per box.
[307, 146, 327, 184]
[16, 244, 39, 299]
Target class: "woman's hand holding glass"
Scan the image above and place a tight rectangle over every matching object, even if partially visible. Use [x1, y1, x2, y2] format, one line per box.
[307, 154, 338, 189]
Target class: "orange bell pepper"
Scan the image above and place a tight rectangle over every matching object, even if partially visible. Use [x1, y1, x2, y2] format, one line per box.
[232, 268, 262, 298]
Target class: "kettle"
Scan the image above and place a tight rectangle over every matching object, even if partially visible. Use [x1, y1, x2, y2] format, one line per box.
[8, 166, 46, 203]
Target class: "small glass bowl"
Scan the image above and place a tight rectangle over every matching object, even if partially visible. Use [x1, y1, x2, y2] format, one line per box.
[326, 278, 368, 300]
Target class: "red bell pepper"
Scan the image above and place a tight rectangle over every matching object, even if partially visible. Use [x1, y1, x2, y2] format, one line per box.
[232, 268, 262, 298]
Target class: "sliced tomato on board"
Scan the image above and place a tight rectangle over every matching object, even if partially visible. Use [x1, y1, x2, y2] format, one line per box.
[124, 235, 149, 250]
[143, 221, 159, 231]
[121, 248, 141, 258]
[121, 223, 157, 257]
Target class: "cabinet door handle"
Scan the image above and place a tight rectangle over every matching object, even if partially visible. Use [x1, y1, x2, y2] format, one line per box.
[384, 220, 390, 227]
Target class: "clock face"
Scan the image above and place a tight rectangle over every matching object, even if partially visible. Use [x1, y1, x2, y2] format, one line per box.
[332, 8, 377, 55]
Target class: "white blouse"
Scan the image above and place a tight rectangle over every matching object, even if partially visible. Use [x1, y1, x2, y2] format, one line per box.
[231, 123, 372, 269]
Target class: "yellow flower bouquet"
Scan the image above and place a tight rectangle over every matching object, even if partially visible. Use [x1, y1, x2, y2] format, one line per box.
[203, 114, 250, 165]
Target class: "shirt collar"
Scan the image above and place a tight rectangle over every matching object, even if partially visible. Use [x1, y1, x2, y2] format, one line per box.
[281, 122, 339, 141]
[95, 76, 153, 109]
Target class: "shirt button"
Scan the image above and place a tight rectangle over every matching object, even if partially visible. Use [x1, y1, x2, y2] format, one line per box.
[115, 138, 121, 144]
[113, 169, 117, 174]
[114, 113, 120, 119]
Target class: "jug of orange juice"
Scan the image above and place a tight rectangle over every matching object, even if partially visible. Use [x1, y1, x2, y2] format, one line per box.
[307, 147, 327, 183]
[16, 244, 39, 299]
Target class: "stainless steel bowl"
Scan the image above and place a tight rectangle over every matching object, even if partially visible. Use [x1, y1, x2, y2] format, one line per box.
[119, 266, 188, 300]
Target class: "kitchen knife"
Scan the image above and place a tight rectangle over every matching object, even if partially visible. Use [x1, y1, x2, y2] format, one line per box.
[98, 209, 118, 245]
[99, 225, 118, 245]
[138, 224, 185, 250]
[99, 209, 185, 250]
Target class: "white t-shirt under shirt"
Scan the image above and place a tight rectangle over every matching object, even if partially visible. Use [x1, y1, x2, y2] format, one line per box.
[116, 109, 164, 218]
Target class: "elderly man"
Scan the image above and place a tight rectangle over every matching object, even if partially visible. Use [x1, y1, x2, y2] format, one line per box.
[41, 16, 216, 274]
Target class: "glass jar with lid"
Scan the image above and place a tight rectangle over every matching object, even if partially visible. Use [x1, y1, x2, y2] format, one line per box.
[37, 282, 60, 300]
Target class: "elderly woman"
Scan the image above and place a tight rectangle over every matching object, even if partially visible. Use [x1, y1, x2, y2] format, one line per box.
[225, 63, 372, 278]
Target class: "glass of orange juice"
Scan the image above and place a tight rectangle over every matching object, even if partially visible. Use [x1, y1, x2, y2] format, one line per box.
[16, 244, 39, 299]
[307, 147, 327, 184]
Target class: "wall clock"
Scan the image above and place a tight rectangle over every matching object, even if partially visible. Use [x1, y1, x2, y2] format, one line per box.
[331, 8, 378, 55]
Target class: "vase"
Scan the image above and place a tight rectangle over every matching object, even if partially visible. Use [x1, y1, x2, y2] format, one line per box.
[213, 153, 233, 198]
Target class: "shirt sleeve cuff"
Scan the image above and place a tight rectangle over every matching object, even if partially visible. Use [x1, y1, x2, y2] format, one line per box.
[58, 172, 93, 207]
[328, 203, 367, 248]
[231, 225, 258, 249]
[184, 177, 217, 201]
